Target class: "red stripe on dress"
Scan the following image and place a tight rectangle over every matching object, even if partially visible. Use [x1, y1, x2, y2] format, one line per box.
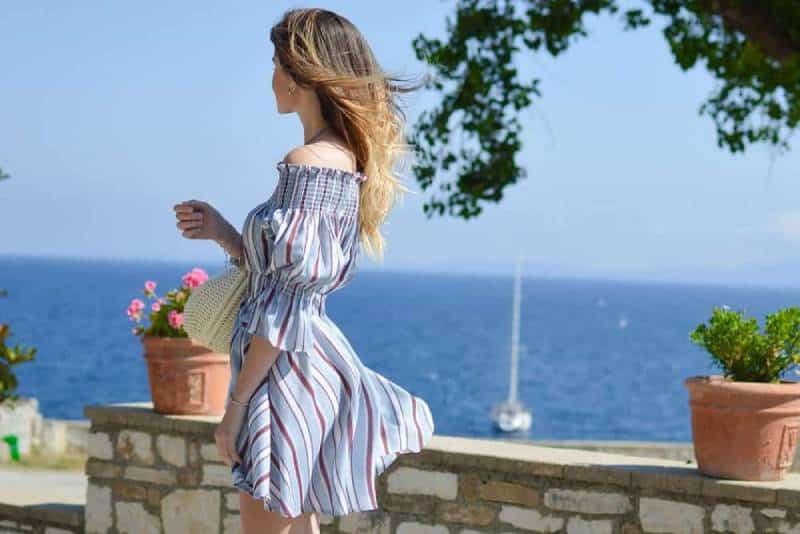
[259, 454, 291, 517]
[380, 421, 389, 455]
[311, 246, 320, 283]
[271, 485, 291, 518]
[288, 353, 336, 512]
[251, 449, 271, 471]
[312, 333, 361, 507]
[314, 325, 360, 386]
[310, 351, 354, 511]
[273, 359, 323, 510]
[271, 451, 300, 516]
[313, 338, 359, 508]
[313, 342, 352, 400]
[360, 380, 378, 509]
[240, 421, 271, 470]
[275, 289, 294, 350]
[285, 208, 305, 265]
[329, 249, 354, 292]
[269, 396, 304, 509]
[376, 375, 406, 450]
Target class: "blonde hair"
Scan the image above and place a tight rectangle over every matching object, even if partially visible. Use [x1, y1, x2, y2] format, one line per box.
[269, 8, 425, 262]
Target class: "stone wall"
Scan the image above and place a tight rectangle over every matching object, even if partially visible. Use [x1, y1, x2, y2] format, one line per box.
[84, 402, 800, 533]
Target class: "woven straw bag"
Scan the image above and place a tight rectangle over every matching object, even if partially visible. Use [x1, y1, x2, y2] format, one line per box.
[183, 263, 248, 354]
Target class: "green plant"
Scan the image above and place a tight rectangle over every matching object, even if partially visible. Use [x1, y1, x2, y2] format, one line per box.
[0, 324, 37, 402]
[690, 306, 800, 383]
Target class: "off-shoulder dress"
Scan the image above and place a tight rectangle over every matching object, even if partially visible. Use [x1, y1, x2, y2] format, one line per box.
[227, 161, 435, 518]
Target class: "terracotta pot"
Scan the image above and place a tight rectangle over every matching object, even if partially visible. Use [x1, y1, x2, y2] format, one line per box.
[141, 335, 230, 416]
[685, 375, 800, 481]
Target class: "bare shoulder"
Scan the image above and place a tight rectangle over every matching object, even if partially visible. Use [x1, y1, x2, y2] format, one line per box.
[281, 144, 356, 173]
[281, 146, 318, 166]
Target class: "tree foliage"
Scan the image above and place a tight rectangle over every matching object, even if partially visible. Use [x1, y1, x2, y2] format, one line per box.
[409, 0, 800, 219]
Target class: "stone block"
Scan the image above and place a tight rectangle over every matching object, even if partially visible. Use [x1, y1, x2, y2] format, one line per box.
[223, 514, 241, 534]
[116, 501, 160, 534]
[566, 517, 613, 534]
[156, 434, 187, 467]
[124, 465, 177, 485]
[386, 467, 457, 500]
[117, 430, 154, 465]
[161, 489, 221, 533]
[437, 502, 495, 526]
[761, 508, 788, 519]
[113, 481, 147, 501]
[202, 463, 232, 487]
[639, 497, 704, 534]
[543, 488, 632, 514]
[711, 504, 754, 534]
[86, 459, 122, 479]
[337, 512, 390, 534]
[499, 505, 564, 532]
[479, 480, 538, 507]
[87, 432, 113, 461]
[201, 442, 224, 463]
[85, 483, 112, 534]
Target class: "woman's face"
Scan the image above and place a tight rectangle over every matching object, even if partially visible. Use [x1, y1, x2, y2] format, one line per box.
[272, 52, 295, 114]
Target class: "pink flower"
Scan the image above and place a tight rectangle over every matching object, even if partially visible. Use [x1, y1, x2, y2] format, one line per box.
[182, 267, 209, 289]
[144, 280, 157, 295]
[127, 298, 145, 320]
[168, 310, 184, 329]
[151, 301, 161, 312]
[131, 328, 138, 335]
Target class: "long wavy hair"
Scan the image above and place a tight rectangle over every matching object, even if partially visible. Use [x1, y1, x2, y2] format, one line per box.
[269, 8, 425, 262]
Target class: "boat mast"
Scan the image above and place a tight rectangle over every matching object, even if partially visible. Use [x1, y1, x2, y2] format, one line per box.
[508, 258, 521, 403]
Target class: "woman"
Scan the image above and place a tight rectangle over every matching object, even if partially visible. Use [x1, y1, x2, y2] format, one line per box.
[173, 8, 434, 534]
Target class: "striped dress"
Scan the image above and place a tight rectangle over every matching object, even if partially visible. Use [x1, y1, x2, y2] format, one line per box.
[227, 161, 435, 518]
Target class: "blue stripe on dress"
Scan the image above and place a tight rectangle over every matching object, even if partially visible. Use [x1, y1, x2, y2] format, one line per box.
[227, 161, 435, 518]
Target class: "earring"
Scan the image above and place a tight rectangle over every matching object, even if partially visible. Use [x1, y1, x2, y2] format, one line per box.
[289, 85, 296, 95]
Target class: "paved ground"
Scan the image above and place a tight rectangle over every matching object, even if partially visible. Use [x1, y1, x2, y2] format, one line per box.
[0, 467, 86, 506]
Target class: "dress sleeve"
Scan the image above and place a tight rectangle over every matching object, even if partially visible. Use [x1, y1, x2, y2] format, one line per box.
[242, 206, 348, 354]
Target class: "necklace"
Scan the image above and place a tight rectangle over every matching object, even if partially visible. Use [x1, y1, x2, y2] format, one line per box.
[304, 126, 329, 145]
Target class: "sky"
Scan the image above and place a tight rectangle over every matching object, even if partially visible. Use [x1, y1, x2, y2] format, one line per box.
[1, 1, 799, 288]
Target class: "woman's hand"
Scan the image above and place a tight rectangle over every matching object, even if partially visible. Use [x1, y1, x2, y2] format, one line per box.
[173, 199, 231, 242]
[214, 402, 247, 466]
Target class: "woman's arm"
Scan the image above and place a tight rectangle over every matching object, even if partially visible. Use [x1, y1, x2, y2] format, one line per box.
[214, 220, 245, 266]
[230, 334, 281, 403]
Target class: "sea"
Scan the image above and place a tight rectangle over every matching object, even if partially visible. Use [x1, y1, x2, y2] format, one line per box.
[2, 255, 799, 442]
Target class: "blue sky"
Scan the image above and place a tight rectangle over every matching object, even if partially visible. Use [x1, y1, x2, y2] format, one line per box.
[2, 1, 799, 287]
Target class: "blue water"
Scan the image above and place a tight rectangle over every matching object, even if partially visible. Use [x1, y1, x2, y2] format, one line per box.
[2, 255, 799, 442]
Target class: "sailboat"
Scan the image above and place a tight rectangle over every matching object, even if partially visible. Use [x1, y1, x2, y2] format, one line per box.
[491, 258, 532, 433]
